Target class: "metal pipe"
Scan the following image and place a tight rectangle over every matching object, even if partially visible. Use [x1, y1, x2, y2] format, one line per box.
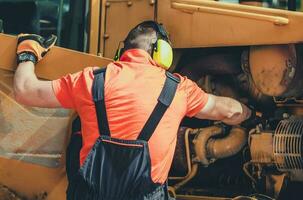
[207, 126, 247, 159]
[193, 126, 223, 166]
[193, 126, 247, 166]
[173, 164, 199, 191]
[169, 128, 194, 180]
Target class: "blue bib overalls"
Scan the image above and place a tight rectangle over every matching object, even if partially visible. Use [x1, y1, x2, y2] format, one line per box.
[66, 68, 179, 200]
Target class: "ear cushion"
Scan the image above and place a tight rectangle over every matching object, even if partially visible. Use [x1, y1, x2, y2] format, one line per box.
[153, 39, 173, 70]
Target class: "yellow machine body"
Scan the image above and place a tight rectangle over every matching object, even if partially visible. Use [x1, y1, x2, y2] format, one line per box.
[1, 0, 303, 199]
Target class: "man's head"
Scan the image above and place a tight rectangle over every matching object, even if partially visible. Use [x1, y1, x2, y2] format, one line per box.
[116, 21, 173, 69]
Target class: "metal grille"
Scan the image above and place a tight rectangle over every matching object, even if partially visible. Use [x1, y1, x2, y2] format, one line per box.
[274, 118, 303, 171]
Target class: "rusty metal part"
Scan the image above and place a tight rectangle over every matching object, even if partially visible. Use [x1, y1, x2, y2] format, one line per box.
[249, 44, 296, 96]
[249, 118, 303, 182]
[266, 174, 288, 199]
[248, 44, 303, 98]
[192, 126, 223, 166]
[207, 127, 247, 161]
[250, 131, 274, 164]
[240, 49, 266, 101]
[193, 126, 247, 166]
[274, 118, 303, 181]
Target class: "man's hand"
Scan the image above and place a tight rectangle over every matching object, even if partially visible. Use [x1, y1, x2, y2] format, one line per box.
[17, 34, 57, 63]
[14, 34, 61, 108]
[241, 108, 262, 129]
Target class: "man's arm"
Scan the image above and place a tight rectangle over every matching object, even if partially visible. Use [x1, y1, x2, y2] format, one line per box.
[13, 34, 61, 108]
[14, 61, 61, 108]
[195, 94, 251, 125]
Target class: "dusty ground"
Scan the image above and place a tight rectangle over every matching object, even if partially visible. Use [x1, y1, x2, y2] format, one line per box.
[0, 185, 46, 200]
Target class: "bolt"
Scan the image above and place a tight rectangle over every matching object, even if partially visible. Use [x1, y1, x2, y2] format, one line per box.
[103, 34, 110, 39]
[150, 0, 156, 5]
[283, 113, 290, 119]
[127, 1, 133, 7]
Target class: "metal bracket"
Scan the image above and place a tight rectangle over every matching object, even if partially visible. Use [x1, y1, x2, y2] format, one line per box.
[0, 19, 3, 33]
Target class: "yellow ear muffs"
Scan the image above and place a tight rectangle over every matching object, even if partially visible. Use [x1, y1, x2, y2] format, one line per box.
[153, 39, 173, 70]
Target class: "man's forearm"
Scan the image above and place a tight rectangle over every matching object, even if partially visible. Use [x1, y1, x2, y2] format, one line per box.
[14, 61, 39, 103]
[13, 34, 61, 108]
[195, 95, 251, 125]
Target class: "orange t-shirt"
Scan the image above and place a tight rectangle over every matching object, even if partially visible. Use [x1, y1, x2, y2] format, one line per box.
[52, 49, 208, 184]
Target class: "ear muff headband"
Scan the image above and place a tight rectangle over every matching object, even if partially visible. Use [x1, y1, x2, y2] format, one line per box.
[114, 21, 173, 69]
[114, 41, 124, 61]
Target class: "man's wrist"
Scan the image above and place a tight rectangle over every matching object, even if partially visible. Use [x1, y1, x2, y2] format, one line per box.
[17, 52, 38, 65]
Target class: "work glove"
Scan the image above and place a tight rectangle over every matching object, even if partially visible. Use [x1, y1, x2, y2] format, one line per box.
[17, 34, 57, 64]
[241, 107, 262, 130]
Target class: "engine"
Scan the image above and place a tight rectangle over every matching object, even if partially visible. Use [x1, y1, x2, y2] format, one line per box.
[169, 44, 303, 200]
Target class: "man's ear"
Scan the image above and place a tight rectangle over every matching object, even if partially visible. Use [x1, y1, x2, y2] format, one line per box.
[150, 36, 157, 44]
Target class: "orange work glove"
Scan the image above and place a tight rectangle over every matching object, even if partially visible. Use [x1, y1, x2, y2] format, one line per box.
[17, 34, 57, 63]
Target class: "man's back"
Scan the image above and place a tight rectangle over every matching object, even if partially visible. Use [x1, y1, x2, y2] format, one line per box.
[52, 49, 208, 184]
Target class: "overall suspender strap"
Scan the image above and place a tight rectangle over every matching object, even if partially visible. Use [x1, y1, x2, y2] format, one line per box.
[92, 68, 111, 136]
[137, 71, 180, 141]
[92, 69, 180, 140]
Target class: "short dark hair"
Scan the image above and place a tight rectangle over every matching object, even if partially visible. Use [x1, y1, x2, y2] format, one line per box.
[122, 21, 160, 55]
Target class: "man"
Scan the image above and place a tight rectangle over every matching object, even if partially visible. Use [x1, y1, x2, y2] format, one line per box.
[14, 21, 251, 200]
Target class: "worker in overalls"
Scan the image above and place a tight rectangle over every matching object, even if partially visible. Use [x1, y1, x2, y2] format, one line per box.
[14, 21, 252, 200]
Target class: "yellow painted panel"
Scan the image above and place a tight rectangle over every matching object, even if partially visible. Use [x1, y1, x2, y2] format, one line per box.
[102, 0, 155, 58]
[158, 0, 303, 48]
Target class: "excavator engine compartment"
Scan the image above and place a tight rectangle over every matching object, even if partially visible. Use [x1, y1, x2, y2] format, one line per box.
[168, 44, 303, 200]
[1, 0, 303, 199]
